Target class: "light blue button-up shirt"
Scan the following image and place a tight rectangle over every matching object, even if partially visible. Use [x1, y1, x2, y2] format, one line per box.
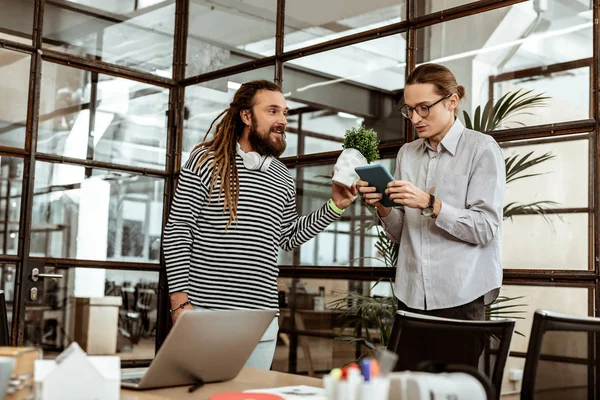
[380, 118, 505, 310]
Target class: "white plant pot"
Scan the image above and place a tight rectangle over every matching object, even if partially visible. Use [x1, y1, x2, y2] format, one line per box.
[332, 148, 369, 188]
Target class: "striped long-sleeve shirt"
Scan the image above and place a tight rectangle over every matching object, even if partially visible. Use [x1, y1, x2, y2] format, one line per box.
[163, 147, 341, 311]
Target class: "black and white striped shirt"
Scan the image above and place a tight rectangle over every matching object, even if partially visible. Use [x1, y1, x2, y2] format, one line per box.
[163, 147, 341, 311]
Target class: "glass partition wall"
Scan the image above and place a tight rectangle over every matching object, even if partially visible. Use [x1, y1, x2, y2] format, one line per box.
[0, 1, 598, 394]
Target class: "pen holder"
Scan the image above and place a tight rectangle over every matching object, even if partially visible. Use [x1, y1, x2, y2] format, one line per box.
[324, 351, 397, 400]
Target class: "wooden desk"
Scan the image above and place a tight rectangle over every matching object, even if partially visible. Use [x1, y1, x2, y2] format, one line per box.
[121, 367, 322, 400]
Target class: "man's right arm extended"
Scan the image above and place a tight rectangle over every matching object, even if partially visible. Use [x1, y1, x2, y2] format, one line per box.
[163, 161, 209, 322]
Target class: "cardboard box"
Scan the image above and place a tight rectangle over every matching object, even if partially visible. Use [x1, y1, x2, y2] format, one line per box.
[6, 386, 34, 400]
[0, 347, 40, 400]
[73, 296, 122, 355]
[0, 348, 40, 379]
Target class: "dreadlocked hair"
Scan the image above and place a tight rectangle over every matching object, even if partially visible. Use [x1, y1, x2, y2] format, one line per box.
[191, 80, 282, 229]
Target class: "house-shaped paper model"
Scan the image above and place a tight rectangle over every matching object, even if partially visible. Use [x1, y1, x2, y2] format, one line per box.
[34, 342, 119, 400]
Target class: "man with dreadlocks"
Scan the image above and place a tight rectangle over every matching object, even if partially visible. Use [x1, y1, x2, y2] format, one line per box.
[163, 80, 357, 369]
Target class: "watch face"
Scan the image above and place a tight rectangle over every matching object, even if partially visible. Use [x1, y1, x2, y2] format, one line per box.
[421, 208, 434, 217]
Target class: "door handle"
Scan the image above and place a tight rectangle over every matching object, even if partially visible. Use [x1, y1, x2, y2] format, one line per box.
[31, 268, 63, 282]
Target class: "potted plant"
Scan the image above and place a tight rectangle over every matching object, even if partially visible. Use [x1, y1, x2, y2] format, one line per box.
[332, 125, 380, 188]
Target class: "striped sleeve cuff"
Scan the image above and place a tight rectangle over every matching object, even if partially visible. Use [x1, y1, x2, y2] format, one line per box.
[322, 201, 343, 222]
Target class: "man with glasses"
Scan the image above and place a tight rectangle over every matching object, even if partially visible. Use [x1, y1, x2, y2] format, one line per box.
[357, 63, 505, 370]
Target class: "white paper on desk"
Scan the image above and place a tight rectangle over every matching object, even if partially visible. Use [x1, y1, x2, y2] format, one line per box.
[245, 385, 326, 400]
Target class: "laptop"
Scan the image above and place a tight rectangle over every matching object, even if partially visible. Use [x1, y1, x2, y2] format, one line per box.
[120, 308, 276, 390]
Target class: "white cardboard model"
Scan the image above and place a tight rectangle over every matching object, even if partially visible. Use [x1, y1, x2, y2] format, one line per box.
[34, 342, 120, 400]
[332, 148, 368, 188]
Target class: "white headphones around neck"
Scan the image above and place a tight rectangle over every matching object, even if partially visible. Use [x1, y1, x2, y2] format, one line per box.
[236, 143, 272, 172]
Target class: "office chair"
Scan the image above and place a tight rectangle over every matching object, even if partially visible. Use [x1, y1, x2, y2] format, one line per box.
[136, 287, 157, 337]
[388, 310, 514, 400]
[0, 290, 10, 346]
[521, 309, 600, 400]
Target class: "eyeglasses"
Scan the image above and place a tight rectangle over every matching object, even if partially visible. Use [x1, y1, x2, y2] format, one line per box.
[400, 94, 450, 119]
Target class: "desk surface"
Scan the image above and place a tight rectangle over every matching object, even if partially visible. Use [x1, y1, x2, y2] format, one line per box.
[121, 367, 322, 400]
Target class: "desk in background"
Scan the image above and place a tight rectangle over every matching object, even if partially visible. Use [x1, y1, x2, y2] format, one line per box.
[121, 367, 322, 400]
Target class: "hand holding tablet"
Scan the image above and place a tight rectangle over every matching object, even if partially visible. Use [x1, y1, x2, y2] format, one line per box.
[354, 164, 401, 208]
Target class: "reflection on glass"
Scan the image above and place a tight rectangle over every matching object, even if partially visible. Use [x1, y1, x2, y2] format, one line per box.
[182, 67, 274, 165]
[282, 38, 406, 148]
[278, 159, 396, 268]
[24, 267, 159, 361]
[274, 277, 381, 374]
[0, 264, 16, 344]
[38, 62, 169, 169]
[62, 0, 168, 14]
[0, 50, 31, 148]
[186, 1, 276, 78]
[0, 156, 23, 255]
[502, 137, 588, 208]
[502, 213, 588, 270]
[43, 1, 175, 76]
[493, 66, 591, 126]
[107, 269, 159, 360]
[416, 1, 592, 128]
[282, 110, 361, 157]
[0, 0, 34, 42]
[415, 0, 479, 16]
[284, 1, 406, 52]
[286, 34, 406, 91]
[31, 162, 164, 263]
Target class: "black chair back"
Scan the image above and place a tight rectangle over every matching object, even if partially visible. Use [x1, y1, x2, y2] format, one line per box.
[0, 290, 10, 346]
[388, 310, 515, 400]
[521, 309, 600, 400]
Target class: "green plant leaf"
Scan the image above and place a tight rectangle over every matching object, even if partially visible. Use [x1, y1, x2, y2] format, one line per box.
[486, 295, 528, 326]
[493, 90, 526, 128]
[342, 125, 380, 163]
[505, 152, 555, 184]
[463, 89, 549, 132]
[481, 99, 493, 132]
[488, 303, 528, 311]
[504, 201, 561, 229]
[463, 110, 473, 130]
[474, 105, 482, 132]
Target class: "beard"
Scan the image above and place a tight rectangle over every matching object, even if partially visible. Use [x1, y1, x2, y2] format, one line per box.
[247, 115, 287, 158]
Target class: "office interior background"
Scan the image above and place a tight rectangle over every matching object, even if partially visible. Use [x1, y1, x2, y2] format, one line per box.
[0, 0, 597, 396]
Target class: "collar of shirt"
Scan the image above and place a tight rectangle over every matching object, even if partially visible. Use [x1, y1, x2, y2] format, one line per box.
[423, 118, 465, 156]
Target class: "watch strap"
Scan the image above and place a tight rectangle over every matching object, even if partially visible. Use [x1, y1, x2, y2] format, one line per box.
[428, 194, 435, 209]
[421, 194, 436, 217]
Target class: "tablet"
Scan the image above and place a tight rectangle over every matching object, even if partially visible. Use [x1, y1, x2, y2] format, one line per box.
[354, 164, 399, 208]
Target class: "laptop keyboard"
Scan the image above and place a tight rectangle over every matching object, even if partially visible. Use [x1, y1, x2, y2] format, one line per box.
[121, 377, 142, 384]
